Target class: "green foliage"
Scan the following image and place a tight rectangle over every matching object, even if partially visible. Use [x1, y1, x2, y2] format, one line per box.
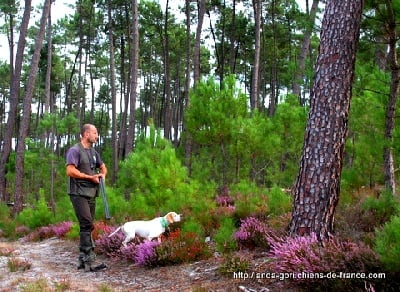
[185, 76, 306, 188]
[214, 217, 237, 253]
[218, 254, 250, 276]
[268, 95, 307, 186]
[266, 186, 292, 216]
[156, 230, 210, 265]
[117, 123, 192, 217]
[181, 219, 205, 238]
[16, 190, 54, 229]
[230, 181, 269, 219]
[53, 195, 77, 223]
[375, 215, 400, 272]
[66, 222, 79, 240]
[94, 187, 133, 222]
[362, 191, 399, 225]
[345, 63, 387, 189]
[0, 202, 16, 238]
[185, 75, 248, 185]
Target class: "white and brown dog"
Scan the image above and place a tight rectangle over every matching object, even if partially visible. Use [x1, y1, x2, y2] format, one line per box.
[108, 212, 182, 246]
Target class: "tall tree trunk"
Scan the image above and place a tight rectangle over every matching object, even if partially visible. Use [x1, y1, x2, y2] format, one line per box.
[44, 6, 52, 115]
[119, 34, 129, 159]
[229, 0, 236, 73]
[383, 1, 399, 194]
[250, 0, 261, 111]
[107, 2, 118, 184]
[163, 0, 172, 140]
[126, 0, 139, 155]
[292, 0, 319, 106]
[268, 0, 278, 117]
[183, 0, 193, 173]
[289, 0, 364, 240]
[13, 0, 51, 215]
[193, 0, 207, 84]
[0, 0, 32, 203]
[77, 0, 85, 126]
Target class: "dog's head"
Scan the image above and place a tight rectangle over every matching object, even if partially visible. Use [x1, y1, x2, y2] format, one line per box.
[165, 212, 182, 224]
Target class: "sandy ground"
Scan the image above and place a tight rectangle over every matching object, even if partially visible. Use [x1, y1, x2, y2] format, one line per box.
[0, 237, 274, 291]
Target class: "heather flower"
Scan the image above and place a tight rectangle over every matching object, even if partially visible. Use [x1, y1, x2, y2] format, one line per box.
[95, 229, 125, 259]
[15, 225, 30, 236]
[234, 216, 276, 249]
[267, 233, 380, 279]
[51, 221, 73, 238]
[216, 195, 234, 207]
[134, 241, 160, 267]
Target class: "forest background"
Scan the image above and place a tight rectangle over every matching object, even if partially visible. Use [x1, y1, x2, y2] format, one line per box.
[0, 0, 400, 289]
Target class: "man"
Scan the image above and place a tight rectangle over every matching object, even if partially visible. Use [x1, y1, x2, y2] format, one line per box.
[66, 124, 107, 272]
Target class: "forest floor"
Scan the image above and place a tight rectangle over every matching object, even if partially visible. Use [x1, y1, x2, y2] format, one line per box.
[0, 237, 292, 292]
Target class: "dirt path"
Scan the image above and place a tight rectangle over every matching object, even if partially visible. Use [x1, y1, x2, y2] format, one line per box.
[0, 237, 269, 291]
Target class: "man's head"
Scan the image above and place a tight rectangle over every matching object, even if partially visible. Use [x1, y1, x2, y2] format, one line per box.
[81, 124, 99, 145]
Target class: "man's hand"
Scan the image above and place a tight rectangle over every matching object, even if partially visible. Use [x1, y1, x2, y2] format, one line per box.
[90, 173, 105, 184]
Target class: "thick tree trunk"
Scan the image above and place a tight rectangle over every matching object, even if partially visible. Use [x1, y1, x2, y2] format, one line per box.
[163, 0, 172, 140]
[0, 0, 32, 203]
[250, 0, 261, 111]
[107, 2, 118, 184]
[13, 0, 51, 215]
[126, 0, 139, 155]
[183, 0, 193, 173]
[383, 2, 399, 195]
[193, 0, 206, 84]
[289, 0, 364, 240]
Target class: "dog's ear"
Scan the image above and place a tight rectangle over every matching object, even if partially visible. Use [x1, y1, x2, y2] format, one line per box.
[166, 212, 175, 223]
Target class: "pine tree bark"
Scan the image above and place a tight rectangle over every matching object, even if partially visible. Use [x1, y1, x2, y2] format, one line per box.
[250, 0, 261, 111]
[107, 2, 118, 184]
[193, 0, 207, 84]
[125, 0, 139, 155]
[13, 0, 51, 215]
[383, 1, 399, 194]
[289, 0, 364, 240]
[0, 0, 32, 203]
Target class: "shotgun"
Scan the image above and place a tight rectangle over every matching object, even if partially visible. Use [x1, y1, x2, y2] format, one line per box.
[99, 177, 111, 220]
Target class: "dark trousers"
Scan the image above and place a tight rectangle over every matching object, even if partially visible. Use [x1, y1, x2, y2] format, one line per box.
[69, 195, 96, 233]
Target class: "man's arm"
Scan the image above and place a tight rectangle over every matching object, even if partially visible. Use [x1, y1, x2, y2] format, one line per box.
[66, 164, 103, 184]
[98, 163, 107, 180]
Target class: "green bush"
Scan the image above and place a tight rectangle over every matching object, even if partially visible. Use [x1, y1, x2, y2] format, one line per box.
[0, 202, 16, 238]
[53, 195, 77, 222]
[362, 191, 399, 225]
[181, 219, 205, 238]
[16, 191, 54, 229]
[214, 217, 237, 253]
[117, 124, 190, 216]
[375, 215, 400, 272]
[266, 186, 292, 216]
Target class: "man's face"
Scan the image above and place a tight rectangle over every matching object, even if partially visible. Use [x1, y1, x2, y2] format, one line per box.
[86, 126, 99, 144]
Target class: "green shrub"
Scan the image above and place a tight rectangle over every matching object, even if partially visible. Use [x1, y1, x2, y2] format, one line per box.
[0, 202, 15, 238]
[53, 195, 77, 222]
[267, 186, 292, 216]
[362, 191, 399, 225]
[375, 215, 400, 272]
[156, 229, 210, 265]
[181, 219, 204, 238]
[218, 254, 250, 275]
[16, 191, 54, 229]
[66, 222, 79, 240]
[117, 124, 191, 215]
[214, 217, 237, 253]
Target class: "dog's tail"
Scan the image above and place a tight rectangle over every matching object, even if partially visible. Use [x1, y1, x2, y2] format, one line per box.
[108, 226, 121, 238]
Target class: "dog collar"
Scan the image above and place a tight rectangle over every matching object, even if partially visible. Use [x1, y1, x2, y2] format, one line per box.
[161, 217, 169, 228]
